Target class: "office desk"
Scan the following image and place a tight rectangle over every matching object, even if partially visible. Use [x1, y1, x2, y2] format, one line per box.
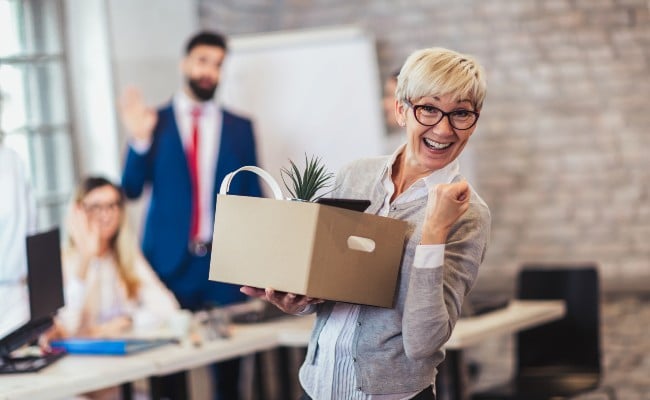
[446, 299, 566, 349]
[0, 300, 563, 400]
[141, 322, 281, 376]
[0, 353, 156, 400]
[244, 300, 566, 351]
[439, 300, 566, 400]
[0, 318, 314, 400]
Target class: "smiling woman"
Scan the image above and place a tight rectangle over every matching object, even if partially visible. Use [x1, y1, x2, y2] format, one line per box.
[36, 176, 181, 399]
[49, 176, 180, 340]
[242, 47, 491, 400]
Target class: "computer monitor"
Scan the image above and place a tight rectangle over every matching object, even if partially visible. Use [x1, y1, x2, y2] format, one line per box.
[0, 228, 66, 373]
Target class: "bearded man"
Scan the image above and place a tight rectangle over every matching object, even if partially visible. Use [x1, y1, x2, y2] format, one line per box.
[120, 30, 262, 400]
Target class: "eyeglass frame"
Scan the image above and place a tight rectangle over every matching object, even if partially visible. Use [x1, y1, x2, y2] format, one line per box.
[403, 99, 480, 130]
[82, 201, 122, 215]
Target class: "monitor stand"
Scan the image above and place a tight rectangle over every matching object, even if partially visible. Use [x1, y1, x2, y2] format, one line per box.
[0, 349, 66, 374]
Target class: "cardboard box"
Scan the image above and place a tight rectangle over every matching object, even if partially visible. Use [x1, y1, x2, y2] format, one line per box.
[209, 194, 408, 308]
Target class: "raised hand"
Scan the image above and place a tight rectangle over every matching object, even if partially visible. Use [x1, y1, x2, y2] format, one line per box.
[67, 205, 101, 279]
[240, 286, 324, 315]
[421, 180, 471, 245]
[119, 86, 157, 142]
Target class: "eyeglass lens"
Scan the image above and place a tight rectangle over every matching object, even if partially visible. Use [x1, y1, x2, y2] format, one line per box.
[84, 202, 121, 214]
[415, 105, 477, 130]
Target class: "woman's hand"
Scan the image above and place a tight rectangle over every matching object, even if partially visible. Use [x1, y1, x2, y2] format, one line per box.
[38, 320, 67, 352]
[85, 316, 133, 338]
[240, 286, 324, 314]
[119, 86, 158, 143]
[67, 205, 100, 279]
[421, 181, 471, 245]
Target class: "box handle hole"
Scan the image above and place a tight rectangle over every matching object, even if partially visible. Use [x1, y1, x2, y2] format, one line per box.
[347, 236, 375, 253]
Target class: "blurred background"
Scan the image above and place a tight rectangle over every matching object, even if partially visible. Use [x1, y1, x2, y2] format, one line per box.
[1, 0, 648, 398]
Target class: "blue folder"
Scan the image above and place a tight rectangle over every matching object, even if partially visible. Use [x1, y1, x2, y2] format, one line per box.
[50, 338, 177, 355]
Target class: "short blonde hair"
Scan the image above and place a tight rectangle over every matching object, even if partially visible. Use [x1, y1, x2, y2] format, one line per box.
[395, 47, 487, 111]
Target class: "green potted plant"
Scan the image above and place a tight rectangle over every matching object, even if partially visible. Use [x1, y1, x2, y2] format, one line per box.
[280, 154, 335, 202]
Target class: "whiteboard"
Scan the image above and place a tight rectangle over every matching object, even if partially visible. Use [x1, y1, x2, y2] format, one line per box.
[218, 26, 386, 198]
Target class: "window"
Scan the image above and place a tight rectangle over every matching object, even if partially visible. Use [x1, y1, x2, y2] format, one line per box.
[0, 0, 76, 229]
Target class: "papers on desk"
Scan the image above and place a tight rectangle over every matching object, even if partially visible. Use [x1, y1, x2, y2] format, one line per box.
[50, 338, 177, 355]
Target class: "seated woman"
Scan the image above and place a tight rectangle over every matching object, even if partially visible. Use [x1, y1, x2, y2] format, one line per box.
[56, 176, 180, 337]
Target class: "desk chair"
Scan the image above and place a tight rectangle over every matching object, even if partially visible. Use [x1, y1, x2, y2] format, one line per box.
[472, 265, 617, 400]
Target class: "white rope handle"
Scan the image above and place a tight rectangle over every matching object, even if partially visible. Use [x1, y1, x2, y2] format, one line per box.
[219, 166, 285, 200]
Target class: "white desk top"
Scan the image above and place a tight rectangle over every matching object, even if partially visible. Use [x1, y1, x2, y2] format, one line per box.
[141, 323, 280, 376]
[0, 299, 564, 400]
[0, 353, 156, 400]
[243, 299, 566, 351]
[445, 299, 565, 348]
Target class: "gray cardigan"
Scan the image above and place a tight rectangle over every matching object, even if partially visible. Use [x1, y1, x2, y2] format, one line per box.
[298, 156, 491, 395]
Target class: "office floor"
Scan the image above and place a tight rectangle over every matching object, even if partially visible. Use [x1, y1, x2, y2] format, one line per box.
[468, 294, 650, 400]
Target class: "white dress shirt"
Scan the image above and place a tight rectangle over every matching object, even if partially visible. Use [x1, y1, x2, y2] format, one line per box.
[130, 91, 222, 242]
[172, 91, 222, 242]
[57, 249, 180, 335]
[0, 146, 37, 339]
[300, 145, 460, 400]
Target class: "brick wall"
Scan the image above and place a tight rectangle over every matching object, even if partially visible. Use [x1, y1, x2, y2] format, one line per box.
[199, 0, 650, 292]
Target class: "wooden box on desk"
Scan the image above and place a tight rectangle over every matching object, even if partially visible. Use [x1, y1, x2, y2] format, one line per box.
[209, 194, 408, 308]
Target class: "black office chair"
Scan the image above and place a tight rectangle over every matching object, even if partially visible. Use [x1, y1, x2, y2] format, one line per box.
[472, 264, 617, 400]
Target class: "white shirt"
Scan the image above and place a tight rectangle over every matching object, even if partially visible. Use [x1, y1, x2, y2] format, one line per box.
[300, 145, 460, 399]
[173, 91, 222, 242]
[57, 249, 180, 335]
[0, 146, 36, 339]
[130, 91, 223, 242]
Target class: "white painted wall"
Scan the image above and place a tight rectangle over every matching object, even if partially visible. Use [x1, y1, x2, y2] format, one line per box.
[64, 0, 197, 234]
[64, 0, 197, 180]
[64, 0, 120, 180]
[219, 27, 385, 197]
[106, 0, 198, 109]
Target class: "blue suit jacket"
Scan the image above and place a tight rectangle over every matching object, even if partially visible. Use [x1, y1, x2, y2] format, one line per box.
[121, 103, 262, 281]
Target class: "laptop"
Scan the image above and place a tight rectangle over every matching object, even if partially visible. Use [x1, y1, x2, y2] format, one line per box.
[0, 228, 67, 373]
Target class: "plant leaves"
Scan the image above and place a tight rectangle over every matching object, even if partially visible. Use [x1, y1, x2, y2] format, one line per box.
[280, 153, 335, 201]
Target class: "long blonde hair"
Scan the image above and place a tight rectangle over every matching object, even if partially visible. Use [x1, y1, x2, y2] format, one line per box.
[66, 176, 140, 299]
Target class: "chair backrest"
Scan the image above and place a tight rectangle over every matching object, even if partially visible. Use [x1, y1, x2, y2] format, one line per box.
[516, 265, 601, 376]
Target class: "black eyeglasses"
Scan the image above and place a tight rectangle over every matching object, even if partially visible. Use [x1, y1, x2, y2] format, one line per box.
[83, 201, 121, 215]
[404, 99, 479, 130]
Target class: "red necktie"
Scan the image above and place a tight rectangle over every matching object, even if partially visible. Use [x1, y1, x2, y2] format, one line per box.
[188, 106, 201, 240]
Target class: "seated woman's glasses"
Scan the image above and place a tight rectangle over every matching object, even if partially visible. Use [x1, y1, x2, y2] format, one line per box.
[83, 201, 121, 215]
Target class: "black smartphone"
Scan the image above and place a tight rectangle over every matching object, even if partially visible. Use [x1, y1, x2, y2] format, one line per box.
[316, 198, 371, 212]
